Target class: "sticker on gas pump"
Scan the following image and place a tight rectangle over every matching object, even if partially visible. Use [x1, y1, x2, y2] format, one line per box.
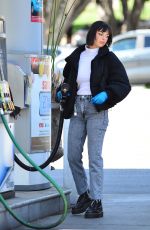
[39, 91, 51, 116]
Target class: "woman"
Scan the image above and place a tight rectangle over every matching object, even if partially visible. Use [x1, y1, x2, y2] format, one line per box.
[56, 21, 131, 218]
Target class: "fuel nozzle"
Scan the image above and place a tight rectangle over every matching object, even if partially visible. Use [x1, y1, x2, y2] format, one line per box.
[60, 83, 70, 102]
[60, 83, 70, 110]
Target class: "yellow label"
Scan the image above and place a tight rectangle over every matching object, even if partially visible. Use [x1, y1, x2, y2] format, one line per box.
[39, 62, 44, 76]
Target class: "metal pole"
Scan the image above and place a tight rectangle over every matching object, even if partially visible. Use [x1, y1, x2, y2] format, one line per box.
[0, 17, 7, 81]
[0, 63, 5, 81]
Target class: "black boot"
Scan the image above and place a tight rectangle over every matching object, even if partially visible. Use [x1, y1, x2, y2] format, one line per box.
[71, 191, 92, 214]
[84, 199, 103, 218]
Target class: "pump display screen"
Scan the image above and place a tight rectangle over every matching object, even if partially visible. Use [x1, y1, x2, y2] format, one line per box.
[39, 92, 51, 116]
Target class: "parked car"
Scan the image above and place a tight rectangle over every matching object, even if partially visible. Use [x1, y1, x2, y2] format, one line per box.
[43, 45, 76, 90]
[111, 29, 150, 84]
[43, 45, 62, 58]
[54, 29, 150, 85]
[54, 45, 76, 69]
[43, 45, 76, 72]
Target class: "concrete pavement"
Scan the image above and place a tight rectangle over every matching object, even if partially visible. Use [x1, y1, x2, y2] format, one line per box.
[15, 193, 150, 230]
[13, 169, 150, 230]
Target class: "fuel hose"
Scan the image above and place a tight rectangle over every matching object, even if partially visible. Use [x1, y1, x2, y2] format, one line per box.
[14, 82, 70, 171]
[14, 110, 64, 171]
[0, 111, 68, 229]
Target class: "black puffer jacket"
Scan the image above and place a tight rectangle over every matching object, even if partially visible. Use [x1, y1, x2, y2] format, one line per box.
[59, 44, 131, 119]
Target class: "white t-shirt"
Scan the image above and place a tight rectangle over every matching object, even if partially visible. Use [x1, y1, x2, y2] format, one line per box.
[77, 46, 99, 95]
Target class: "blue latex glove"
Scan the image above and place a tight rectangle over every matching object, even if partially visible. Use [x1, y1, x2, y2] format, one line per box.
[91, 91, 108, 105]
[56, 91, 62, 102]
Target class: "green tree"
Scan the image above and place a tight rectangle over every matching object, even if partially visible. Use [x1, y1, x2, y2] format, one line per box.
[43, 0, 91, 45]
[96, 0, 149, 34]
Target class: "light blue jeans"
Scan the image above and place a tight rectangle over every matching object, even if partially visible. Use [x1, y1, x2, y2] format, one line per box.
[67, 95, 108, 200]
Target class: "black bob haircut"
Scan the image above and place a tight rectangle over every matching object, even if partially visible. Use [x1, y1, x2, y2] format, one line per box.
[86, 21, 112, 47]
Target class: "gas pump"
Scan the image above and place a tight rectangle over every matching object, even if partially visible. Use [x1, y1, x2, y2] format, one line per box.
[0, 81, 15, 198]
[0, 17, 15, 199]
[0, 0, 71, 193]
[0, 0, 72, 227]
[0, 9, 68, 230]
[0, 0, 52, 190]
